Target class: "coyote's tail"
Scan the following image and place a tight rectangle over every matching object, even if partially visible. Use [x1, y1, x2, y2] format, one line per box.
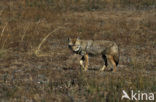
[113, 54, 119, 66]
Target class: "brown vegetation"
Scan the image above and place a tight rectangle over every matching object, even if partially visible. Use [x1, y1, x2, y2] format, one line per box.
[0, 0, 156, 102]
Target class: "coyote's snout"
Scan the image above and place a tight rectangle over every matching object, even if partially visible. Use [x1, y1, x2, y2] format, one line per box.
[68, 37, 119, 72]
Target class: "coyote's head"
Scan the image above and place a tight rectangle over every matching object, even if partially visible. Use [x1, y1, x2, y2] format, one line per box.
[68, 37, 81, 52]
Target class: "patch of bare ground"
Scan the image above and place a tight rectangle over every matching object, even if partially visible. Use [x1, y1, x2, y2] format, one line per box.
[0, 1, 156, 101]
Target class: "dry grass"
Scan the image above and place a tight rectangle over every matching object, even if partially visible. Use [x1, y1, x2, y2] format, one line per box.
[0, 0, 156, 102]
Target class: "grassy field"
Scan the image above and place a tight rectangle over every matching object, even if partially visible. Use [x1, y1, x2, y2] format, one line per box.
[0, 0, 156, 102]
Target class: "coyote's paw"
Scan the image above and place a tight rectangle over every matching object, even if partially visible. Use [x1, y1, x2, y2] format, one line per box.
[100, 65, 106, 71]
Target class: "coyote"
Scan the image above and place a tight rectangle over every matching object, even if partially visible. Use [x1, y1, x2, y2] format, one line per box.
[68, 37, 119, 72]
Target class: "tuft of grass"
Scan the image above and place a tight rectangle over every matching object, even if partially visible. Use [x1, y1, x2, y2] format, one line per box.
[0, 49, 7, 57]
[35, 27, 65, 56]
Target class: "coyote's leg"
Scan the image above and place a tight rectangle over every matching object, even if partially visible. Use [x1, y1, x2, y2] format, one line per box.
[80, 56, 85, 69]
[84, 54, 89, 71]
[107, 55, 117, 72]
[100, 55, 108, 71]
[100, 65, 106, 71]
